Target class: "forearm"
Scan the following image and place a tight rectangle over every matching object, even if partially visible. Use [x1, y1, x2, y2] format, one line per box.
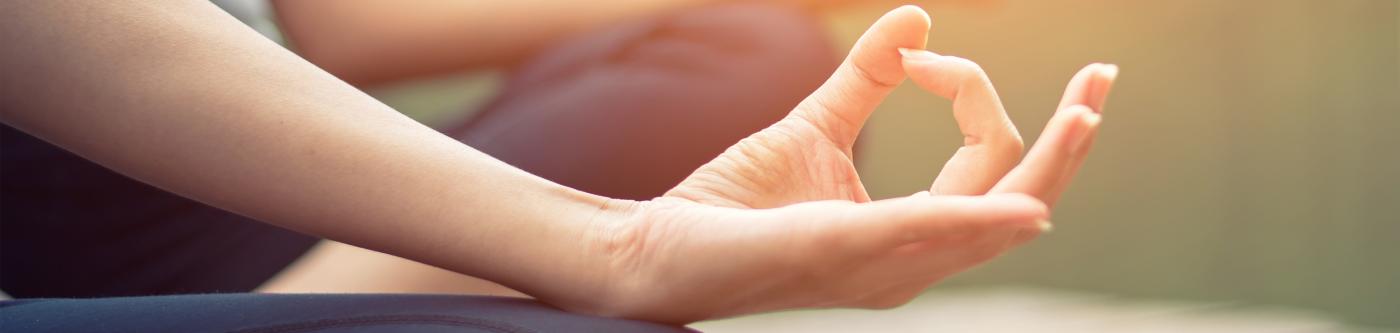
[0, 0, 617, 304]
[271, 0, 717, 85]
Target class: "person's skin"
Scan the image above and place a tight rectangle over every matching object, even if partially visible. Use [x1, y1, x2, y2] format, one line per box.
[270, 0, 864, 86]
[256, 0, 1025, 298]
[0, 1, 1116, 326]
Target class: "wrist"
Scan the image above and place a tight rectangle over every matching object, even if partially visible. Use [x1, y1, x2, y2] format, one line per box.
[563, 194, 651, 315]
[567, 197, 706, 322]
[511, 186, 652, 315]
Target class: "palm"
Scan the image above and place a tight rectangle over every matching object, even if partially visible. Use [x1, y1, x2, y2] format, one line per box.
[666, 117, 867, 209]
[588, 5, 1118, 324]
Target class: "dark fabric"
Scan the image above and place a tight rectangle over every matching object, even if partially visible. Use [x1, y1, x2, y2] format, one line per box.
[1, 0, 831, 308]
[0, 125, 321, 298]
[0, 293, 698, 333]
[453, 3, 836, 199]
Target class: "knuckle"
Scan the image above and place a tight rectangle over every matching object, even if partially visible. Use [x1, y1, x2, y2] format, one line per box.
[995, 133, 1026, 158]
[848, 59, 903, 89]
[975, 128, 1024, 163]
[944, 56, 990, 85]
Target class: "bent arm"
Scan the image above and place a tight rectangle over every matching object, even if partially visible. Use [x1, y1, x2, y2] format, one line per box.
[0, 0, 616, 309]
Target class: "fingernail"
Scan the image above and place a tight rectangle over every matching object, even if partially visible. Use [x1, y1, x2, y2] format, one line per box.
[1069, 111, 1102, 154]
[1035, 219, 1054, 233]
[1084, 111, 1103, 128]
[1100, 64, 1120, 81]
[1081, 64, 1118, 114]
[899, 48, 938, 62]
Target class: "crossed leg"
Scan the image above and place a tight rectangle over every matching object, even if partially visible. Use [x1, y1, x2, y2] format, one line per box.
[260, 3, 838, 295]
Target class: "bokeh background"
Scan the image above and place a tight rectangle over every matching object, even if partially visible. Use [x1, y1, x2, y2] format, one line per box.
[845, 0, 1400, 330]
[233, 0, 1400, 330]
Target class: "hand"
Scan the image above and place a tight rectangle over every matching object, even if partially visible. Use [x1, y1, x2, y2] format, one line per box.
[569, 5, 1119, 323]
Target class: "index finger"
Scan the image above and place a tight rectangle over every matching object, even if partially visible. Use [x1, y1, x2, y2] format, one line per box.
[900, 49, 1023, 196]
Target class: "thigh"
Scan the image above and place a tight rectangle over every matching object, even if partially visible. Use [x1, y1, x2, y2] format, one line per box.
[259, 240, 525, 297]
[0, 293, 695, 333]
[451, 3, 838, 200]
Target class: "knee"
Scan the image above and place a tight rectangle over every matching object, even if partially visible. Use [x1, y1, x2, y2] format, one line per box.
[460, 5, 841, 200]
[633, 3, 839, 94]
[665, 3, 835, 58]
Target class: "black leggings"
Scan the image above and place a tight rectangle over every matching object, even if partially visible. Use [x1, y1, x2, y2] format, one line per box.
[0, 294, 695, 333]
[0, 3, 835, 332]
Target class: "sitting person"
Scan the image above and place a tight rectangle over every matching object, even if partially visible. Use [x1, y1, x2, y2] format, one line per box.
[0, 1, 1116, 331]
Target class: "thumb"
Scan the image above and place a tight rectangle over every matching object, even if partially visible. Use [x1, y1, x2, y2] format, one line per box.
[793, 5, 930, 148]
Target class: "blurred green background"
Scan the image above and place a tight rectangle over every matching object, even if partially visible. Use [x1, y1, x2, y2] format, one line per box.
[369, 0, 1399, 328]
[850, 0, 1400, 329]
